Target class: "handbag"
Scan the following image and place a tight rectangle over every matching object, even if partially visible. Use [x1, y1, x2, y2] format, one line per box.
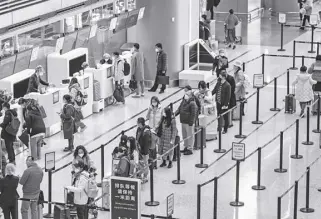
[157, 75, 170, 85]
[129, 80, 137, 91]
[18, 130, 30, 147]
[37, 106, 47, 118]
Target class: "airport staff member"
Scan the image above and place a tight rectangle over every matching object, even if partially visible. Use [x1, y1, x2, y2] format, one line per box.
[26, 65, 50, 94]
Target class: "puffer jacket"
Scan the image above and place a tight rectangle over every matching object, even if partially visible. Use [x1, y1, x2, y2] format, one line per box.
[293, 73, 316, 102]
[146, 105, 163, 129]
[67, 171, 89, 205]
[175, 96, 197, 126]
[69, 83, 81, 109]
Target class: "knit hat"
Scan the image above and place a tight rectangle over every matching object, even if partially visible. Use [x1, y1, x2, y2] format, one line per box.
[233, 60, 243, 69]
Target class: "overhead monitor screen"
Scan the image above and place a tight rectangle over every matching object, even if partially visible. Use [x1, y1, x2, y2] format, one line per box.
[62, 32, 78, 54]
[0, 55, 16, 80]
[115, 12, 128, 32]
[126, 9, 139, 29]
[97, 17, 112, 30]
[69, 54, 87, 76]
[75, 27, 90, 48]
[13, 49, 32, 74]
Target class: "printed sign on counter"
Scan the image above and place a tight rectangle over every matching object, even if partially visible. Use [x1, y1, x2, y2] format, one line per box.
[138, 7, 145, 20]
[278, 13, 286, 24]
[253, 74, 264, 88]
[45, 152, 55, 171]
[167, 193, 174, 217]
[310, 14, 318, 26]
[30, 47, 39, 62]
[232, 142, 245, 161]
[110, 176, 141, 219]
[55, 37, 64, 53]
[89, 24, 97, 38]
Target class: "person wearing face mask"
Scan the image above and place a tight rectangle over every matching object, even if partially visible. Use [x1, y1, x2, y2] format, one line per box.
[212, 49, 229, 78]
[26, 65, 50, 94]
[99, 53, 113, 65]
[175, 85, 198, 155]
[148, 43, 168, 94]
[19, 156, 44, 219]
[72, 145, 95, 174]
[114, 147, 131, 177]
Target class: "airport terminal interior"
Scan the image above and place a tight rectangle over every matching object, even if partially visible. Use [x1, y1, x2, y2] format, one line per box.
[1, 0, 321, 218]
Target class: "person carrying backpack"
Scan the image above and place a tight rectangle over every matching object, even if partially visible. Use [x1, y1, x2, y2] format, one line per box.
[0, 102, 19, 164]
[114, 147, 131, 177]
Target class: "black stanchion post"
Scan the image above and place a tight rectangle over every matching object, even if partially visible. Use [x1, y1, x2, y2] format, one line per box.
[278, 23, 286, 51]
[274, 131, 287, 173]
[313, 95, 321, 133]
[252, 147, 266, 190]
[213, 177, 218, 219]
[291, 119, 303, 159]
[293, 180, 299, 219]
[308, 26, 316, 53]
[172, 139, 186, 185]
[300, 167, 314, 213]
[242, 62, 246, 72]
[196, 128, 208, 168]
[197, 184, 201, 219]
[101, 145, 105, 182]
[252, 88, 263, 124]
[262, 54, 267, 85]
[317, 42, 320, 55]
[145, 161, 160, 206]
[235, 102, 247, 138]
[230, 161, 244, 207]
[43, 170, 53, 218]
[302, 55, 305, 66]
[151, 214, 155, 219]
[277, 197, 282, 219]
[287, 69, 290, 95]
[270, 77, 281, 111]
[290, 41, 298, 70]
[302, 106, 314, 145]
[214, 124, 226, 153]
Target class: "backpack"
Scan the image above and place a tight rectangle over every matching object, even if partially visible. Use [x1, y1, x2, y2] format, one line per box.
[113, 85, 124, 103]
[75, 90, 88, 106]
[84, 175, 99, 198]
[118, 60, 130, 76]
[5, 111, 20, 136]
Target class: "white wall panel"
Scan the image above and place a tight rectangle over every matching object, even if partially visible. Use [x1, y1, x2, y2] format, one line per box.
[0, 13, 13, 29]
[61, 0, 86, 8]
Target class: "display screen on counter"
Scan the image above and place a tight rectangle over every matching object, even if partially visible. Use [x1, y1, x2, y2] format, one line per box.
[126, 9, 139, 29]
[13, 77, 29, 98]
[75, 27, 90, 49]
[0, 55, 16, 80]
[69, 54, 87, 76]
[115, 12, 129, 32]
[13, 49, 32, 74]
[62, 32, 78, 54]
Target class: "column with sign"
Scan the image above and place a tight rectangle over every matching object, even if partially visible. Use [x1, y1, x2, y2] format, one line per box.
[278, 13, 286, 51]
[308, 14, 318, 53]
[43, 152, 55, 218]
[252, 74, 264, 124]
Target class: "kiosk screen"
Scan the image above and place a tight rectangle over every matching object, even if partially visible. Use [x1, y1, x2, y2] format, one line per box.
[69, 54, 87, 76]
[126, 9, 139, 28]
[62, 32, 78, 54]
[115, 12, 129, 32]
[13, 49, 32, 74]
[0, 55, 16, 80]
[13, 77, 29, 98]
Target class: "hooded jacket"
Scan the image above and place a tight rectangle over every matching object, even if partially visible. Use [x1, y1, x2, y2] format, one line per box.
[293, 74, 316, 102]
[175, 96, 198, 126]
[19, 162, 43, 196]
[67, 171, 90, 205]
[25, 109, 46, 136]
[0, 109, 18, 141]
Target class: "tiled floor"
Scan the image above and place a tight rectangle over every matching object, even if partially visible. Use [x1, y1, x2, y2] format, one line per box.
[11, 20, 321, 219]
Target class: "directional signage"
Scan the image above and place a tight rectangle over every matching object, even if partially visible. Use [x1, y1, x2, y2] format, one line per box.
[167, 193, 174, 217]
[232, 142, 245, 161]
[253, 74, 264, 88]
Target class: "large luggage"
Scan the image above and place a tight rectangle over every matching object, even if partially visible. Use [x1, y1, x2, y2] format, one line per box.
[113, 85, 125, 103]
[93, 80, 101, 101]
[312, 94, 321, 115]
[53, 205, 71, 219]
[285, 94, 296, 114]
[30, 133, 44, 160]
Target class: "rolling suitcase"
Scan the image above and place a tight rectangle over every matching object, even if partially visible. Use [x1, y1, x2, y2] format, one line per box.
[93, 80, 101, 101]
[113, 85, 125, 103]
[312, 94, 321, 115]
[53, 204, 71, 219]
[285, 87, 296, 114]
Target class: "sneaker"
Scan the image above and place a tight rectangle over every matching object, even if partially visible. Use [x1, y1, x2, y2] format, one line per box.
[183, 149, 193, 155]
[80, 126, 87, 132]
[168, 161, 173, 168]
[173, 157, 177, 162]
[233, 45, 236, 50]
[160, 160, 166, 167]
[63, 147, 71, 152]
[141, 93, 145, 97]
[222, 130, 227, 134]
[159, 90, 164, 94]
[132, 95, 140, 98]
[148, 89, 156, 92]
[300, 27, 305, 30]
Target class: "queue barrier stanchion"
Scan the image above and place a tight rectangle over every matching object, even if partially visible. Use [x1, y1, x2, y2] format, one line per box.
[151, 214, 155, 219]
[172, 138, 186, 185]
[101, 145, 105, 183]
[302, 106, 314, 145]
[145, 161, 160, 207]
[278, 23, 286, 51]
[252, 147, 266, 191]
[196, 128, 208, 168]
[242, 62, 246, 72]
[277, 197, 282, 219]
[291, 119, 303, 159]
[213, 177, 218, 219]
[43, 170, 53, 218]
[230, 161, 244, 207]
[270, 77, 281, 111]
[302, 55, 305, 66]
[214, 122, 226, 153]
[197, 184, 201, 219]
[313, 95, 321, 134]
[287, 69, 290, 95]
[300, 167, 314, 213]
[308, 26, 316, 54]
[290, 41, 298, 70]
[235, 102, 247, 139]
[317, 42, 320, 55]
[262, 54, 267, 85]
[293, 180, 299, 219]
[252, 88, 263, 124]
[274, 131, 287, 173]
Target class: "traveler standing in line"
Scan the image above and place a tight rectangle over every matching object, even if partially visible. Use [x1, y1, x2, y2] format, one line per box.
[149, 43, 168, 94]
[212, 49, 229, 78]
[19, 156, 44, 219]
[113, 52, 125, 86]
[69, 77, 86, 132]
[308, 54, 321, 92]
[114, 147, 131, 177]
[175, 85, 198, 155]
[300, 0, 312, 30]
[206, 0, 220, 20]
[65, 160, 89, 219]
[224, 9, 239, 49]
[233, 61, 248, 116]
[0, 163, 19, 219]
[131, 43, 145, 98]
[212, 71, 231, 134]
[225, 69, 236, 126]
[26, 65, 50, 94]
[18, 98, 30, 124]
[146, 96, 163, 166]
[298, 0, 304, 20]
[158, 107, 177, 168]
[60, 94, 76, 152]
[72, 145, 95, 173]
[0, 102, 18, 164]
[292, 66, 317, 117]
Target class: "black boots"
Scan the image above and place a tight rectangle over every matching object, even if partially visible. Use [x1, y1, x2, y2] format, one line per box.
[160, 160, 173, 168]
[160, 160, 166, 167]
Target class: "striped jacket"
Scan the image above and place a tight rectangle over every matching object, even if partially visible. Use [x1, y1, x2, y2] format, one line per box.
[156, 50, 168, 72]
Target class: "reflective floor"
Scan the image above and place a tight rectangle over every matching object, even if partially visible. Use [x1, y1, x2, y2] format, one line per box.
[11, 19, 321, 219]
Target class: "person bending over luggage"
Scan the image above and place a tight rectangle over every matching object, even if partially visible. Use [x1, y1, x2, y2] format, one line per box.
[72, 145, 95, 175]
[69, 77, 86, 132]
[292, 66, 316, 117]
[65, 160, 89, 219]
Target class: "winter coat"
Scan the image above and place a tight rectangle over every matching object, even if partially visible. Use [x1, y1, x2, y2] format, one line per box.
[293, 74, 316, 102]
[212, 80, 231, 108]
[194, 89, 215, 114]
[158, 117, 177, 155]
[72, 155, 95, 172]
[27, 73, 49, 94]
[69, 83, 82, 109]
[308, 61, 321, 82]
[25, 109, 46, 137]
[212, 55, 229, 76]
[175, 96, 198, 126]
[136, 126, 151, 155]
[146, 105, 163, 129]
[131, 51, 145, 81]
[61, 104, 76, 139]
[234, 70, 246, 100]
[156, 50, 168, 72]
[0, 175, 19, 207]
[0, 109, 18, 142]
[67, 171, 90, 205]
[19, 162, 43, 196]
[115, 155, 130, 177]
[114, 58, 125, 82]
[226, 75, 236, 108]
[225, 14, 239, 29]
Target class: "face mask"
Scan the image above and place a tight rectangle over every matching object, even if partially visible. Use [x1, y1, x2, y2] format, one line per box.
[152, 102, 157, 107]
[78, 153, 84, 158]
[155, 49, 159, 53]
[74, 168, 80, 173]
[184, 94, 189, 100]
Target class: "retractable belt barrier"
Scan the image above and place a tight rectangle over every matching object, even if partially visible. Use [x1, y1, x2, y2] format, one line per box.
[291, 40, 320, 70]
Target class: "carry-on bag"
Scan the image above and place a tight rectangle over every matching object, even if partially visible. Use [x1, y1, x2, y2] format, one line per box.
[312, 94, 321, 115]
[19, 130, 30, 148]
[93, 80, 101, 101]
[53, 204, 71, 219]
[285, 87, 296, 114]
[113, 85, 124, 103]
[157, 75, 170, 85]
